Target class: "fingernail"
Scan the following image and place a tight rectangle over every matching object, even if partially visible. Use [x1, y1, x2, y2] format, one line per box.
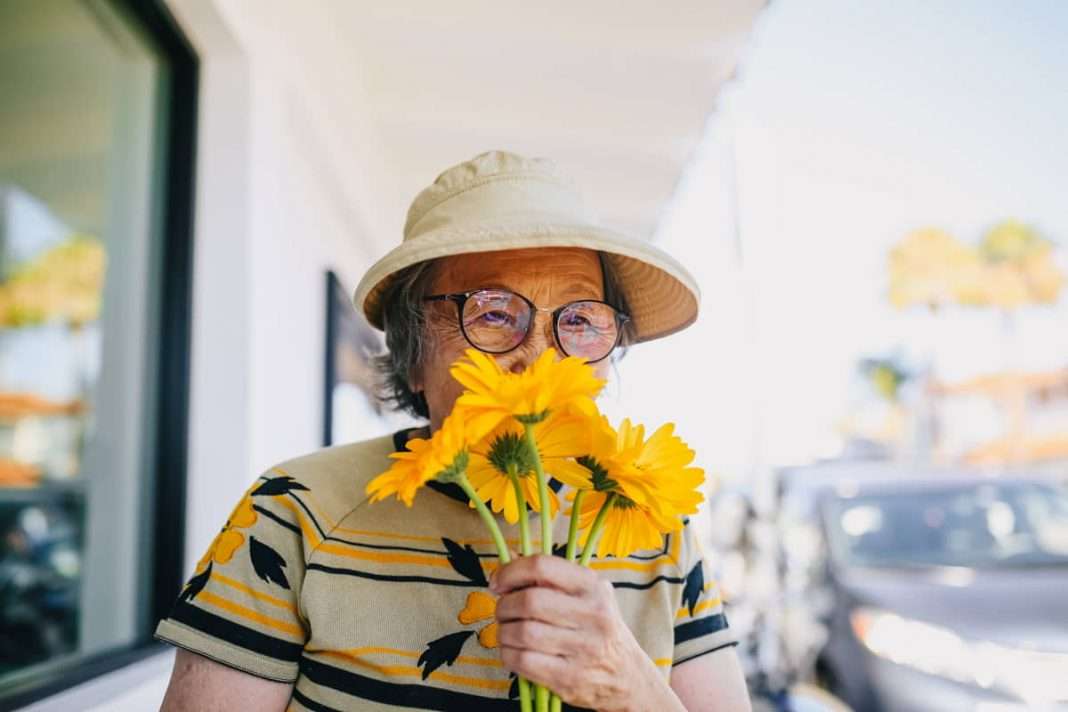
[488, 569, 499, 592]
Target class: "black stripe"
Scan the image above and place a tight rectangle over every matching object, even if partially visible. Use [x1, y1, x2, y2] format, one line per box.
[254, 504, 303, 535]
[674, 614, 729, 645]
[291, 688, 340, 712]
[306, 562, 481, 587]
[611, 574, 686, 590]
[628, 535, 671, 561]
[300, 656, 514, 711]
[673, 641, 739, 667]
[287, 492, 328, 539]
[168, 600, 303, 661]
[299, 657, 596, 712]
[307, 562, 681, 592]
[322, 535, 498, 558]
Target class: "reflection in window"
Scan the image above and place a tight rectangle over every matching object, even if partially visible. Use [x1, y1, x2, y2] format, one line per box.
[0, 0, 169, 685]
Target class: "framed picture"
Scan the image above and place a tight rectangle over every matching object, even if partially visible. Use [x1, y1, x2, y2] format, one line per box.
[322, 270, 384, 446]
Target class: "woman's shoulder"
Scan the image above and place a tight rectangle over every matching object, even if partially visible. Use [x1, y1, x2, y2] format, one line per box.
[261, 431, 402, 531]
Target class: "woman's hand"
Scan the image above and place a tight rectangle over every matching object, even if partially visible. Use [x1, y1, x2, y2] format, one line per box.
[491, 555, 684, 712]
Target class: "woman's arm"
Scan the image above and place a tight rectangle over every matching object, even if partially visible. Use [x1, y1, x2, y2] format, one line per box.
[671, 647, 751, 712]
[159, 649, 293, 712]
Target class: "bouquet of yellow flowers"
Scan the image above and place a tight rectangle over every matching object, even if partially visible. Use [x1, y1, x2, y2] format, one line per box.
[365, 348, 705, 712]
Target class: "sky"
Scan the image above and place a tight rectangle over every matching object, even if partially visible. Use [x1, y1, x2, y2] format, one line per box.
[610, 0, 1068, 483]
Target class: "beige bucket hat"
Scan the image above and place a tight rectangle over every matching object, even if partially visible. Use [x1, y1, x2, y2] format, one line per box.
[353, 150, 699, 342]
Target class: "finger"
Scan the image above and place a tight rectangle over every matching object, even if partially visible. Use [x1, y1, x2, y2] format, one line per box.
[499, 646, 576, 693]
[495, 586, 584, 628]
[491, 554, 599, 596]
[497, 620, 594, 658]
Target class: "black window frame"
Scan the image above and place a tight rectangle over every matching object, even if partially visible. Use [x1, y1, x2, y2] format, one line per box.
[0, 0, 197, 707]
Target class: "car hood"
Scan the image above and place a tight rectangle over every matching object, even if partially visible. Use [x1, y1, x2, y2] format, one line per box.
[836, 565, 1068, 652]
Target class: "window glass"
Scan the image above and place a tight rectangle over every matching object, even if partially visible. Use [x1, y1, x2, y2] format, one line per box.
[0, 0, 170, 685]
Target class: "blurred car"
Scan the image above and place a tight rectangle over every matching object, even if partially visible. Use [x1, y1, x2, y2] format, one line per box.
[780, 464, 1068, 711]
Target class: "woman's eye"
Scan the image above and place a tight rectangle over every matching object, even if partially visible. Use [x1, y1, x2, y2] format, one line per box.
[476, 310, 514, 327]
[561, 313, 592, 328]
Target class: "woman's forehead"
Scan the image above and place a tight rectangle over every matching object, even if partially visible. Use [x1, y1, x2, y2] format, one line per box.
[431, 247, 604, 297]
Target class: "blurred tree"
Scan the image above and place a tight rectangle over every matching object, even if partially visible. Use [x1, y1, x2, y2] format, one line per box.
[975, 220, 1063, 308]
[887, 228, 982, 309]
[888, 221, 1063, 311]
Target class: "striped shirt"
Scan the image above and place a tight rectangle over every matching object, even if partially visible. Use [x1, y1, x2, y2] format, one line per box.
[155, 432, 735, 710]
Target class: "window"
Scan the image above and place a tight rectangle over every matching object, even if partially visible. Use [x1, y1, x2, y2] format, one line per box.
[0, 0, 195, 704]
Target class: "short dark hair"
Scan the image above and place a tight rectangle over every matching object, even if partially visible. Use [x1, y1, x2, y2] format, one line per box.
[374, 252, 634, 420]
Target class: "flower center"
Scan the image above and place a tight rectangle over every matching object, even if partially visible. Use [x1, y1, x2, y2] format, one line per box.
[488, 433, 536, 477]
[577, 455, 618, 492]
[435, 450, 470, 483]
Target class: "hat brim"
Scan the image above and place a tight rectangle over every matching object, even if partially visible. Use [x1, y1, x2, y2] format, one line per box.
[353, 218, 700, 343]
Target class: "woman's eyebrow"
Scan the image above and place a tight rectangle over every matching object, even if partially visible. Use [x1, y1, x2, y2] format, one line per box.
[450, 282, 603, 303]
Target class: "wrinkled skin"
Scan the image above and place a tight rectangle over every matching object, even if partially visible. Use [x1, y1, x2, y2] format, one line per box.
[413, 246, 611, 432]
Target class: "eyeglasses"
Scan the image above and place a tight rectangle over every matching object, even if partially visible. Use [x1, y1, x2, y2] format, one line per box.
[424, 288, 629, 363]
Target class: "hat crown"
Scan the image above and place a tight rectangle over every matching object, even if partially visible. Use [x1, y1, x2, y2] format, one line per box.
[403, 150, 592, 241]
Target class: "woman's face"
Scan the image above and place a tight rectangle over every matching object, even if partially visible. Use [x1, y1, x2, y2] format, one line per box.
[413, 247, 611, 431]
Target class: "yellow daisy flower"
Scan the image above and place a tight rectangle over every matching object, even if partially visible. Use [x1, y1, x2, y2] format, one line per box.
[366, 412, 469, 507]
[450, 348, 605, 438]
[579, 417, 704, 514]
[571, 417, 705, 558]
[466, 413, 593, 524]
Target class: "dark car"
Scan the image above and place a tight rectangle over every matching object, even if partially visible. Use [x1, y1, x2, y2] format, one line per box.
[796, 473, 1068, 712]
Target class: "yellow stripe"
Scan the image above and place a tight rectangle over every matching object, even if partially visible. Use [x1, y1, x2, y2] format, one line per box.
[314, 543, 453, 569]
[328, 525, 519, 548]
[211, 571, 297, 613]
[309, 645, 502, 669]
[320, 528, 673, 572]
[675, 597, 722, 620]
[198, 590, 304, 637]
[310, 649, 509, 691]
[654, 658, 672, 667]
[588, 556, 671, 573]
[274, 498, 323, 547]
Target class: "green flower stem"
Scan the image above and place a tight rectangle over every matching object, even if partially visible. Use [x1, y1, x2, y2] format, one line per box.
[518, 677, 533, 711]
[507, 465, 536, 712]
[508, 463, 532, 556]
[456, 475, 510, 565]
[565, 489, 586, 562]
[578, 493, 618, 566]
[522, 424, 553, 556]
[521, 424, 554, 712]
[550, 694, 562, 712]
[456, 473, 531, 712]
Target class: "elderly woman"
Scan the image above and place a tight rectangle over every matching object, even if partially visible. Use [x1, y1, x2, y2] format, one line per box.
[158, 152, 751, 712]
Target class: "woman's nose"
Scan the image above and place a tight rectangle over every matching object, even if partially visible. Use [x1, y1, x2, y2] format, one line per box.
[507, 312, 556, 374]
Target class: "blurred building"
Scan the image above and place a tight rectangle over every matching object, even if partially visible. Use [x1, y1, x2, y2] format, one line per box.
[0, 1, 763, 709]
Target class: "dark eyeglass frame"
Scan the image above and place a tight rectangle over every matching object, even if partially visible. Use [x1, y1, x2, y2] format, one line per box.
[424, 288, 630, 363]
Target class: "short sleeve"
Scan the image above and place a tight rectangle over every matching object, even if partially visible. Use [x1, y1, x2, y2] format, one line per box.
[672, 519, 736, 666]
[155, 473, 315, 682]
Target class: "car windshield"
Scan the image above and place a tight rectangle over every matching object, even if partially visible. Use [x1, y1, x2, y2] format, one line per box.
[824, 482, 1068, 568]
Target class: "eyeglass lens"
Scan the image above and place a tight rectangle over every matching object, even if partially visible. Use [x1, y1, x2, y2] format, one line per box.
[460, 289, 619, 360]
